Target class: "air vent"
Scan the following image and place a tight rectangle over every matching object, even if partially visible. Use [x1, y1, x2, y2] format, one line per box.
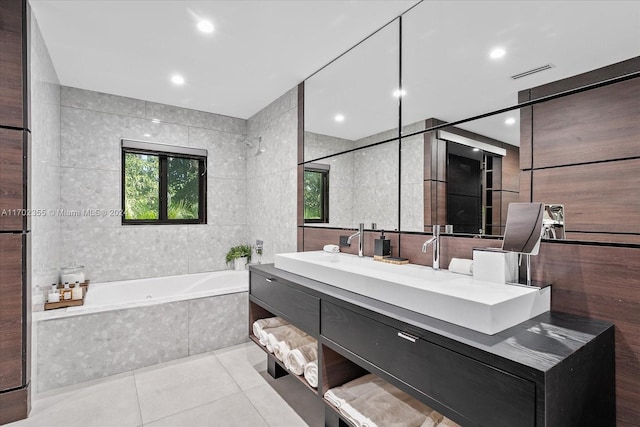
[510, 64, 555, 80]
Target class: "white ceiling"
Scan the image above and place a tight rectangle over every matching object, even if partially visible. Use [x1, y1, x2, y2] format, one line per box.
[29, 1, 640, 147]
[29, 0, 418, 120]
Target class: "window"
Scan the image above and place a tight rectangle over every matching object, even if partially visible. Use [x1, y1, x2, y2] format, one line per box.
[122, 140, 207, 224]
[304, 163, 330, 223]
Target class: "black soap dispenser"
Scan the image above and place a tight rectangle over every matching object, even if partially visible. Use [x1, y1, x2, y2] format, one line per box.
[374, 230, 391, 258]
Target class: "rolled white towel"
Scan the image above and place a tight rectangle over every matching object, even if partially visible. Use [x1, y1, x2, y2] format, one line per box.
[323, 244, 340, 253]
[252, 317, 288, 339]
[265, 324, 307, 353]
[448, 258, 473, 275]
[304, 360, 318, 388]
[285, 342, 318, 375]
[274, 335, 314, 361]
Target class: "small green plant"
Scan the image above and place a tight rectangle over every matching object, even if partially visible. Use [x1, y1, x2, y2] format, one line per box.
[225, 244, 252, 266]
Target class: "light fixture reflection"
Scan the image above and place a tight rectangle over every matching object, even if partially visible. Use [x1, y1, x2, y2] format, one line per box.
[505, 117, 516, 125]
[393, 89, 406, 98]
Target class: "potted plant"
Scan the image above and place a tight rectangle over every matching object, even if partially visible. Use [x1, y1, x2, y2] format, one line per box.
[225, 244, 252, 271]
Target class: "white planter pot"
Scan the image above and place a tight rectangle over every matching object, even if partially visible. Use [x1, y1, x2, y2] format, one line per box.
[234, 257, 248, 271]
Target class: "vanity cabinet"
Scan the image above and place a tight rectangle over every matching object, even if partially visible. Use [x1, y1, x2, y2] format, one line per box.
[249, 264, 615, 427]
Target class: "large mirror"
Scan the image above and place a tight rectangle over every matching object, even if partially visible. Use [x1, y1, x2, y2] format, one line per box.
[303, 1, 640, 244]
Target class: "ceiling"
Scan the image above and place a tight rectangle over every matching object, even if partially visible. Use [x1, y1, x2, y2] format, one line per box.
[29, 0, 418, 120]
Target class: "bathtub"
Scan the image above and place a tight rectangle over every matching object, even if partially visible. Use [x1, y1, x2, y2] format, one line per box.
[35, 270, 249, 392]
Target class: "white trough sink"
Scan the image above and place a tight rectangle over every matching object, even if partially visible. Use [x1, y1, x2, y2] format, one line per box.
[274, 251, 550, 335]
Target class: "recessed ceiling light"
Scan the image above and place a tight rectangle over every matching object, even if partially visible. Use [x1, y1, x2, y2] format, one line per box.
[171, 74, 185, 85]
[144, 133, 151, 137]
[505, 117, 516, 125]
[489, 47, 506, 59]
[393, 89, 406, 98]
[334, 114, 345, 122]
[197, 20, 214, 34]
[151, 119, 160, 124]
[472, 148, 480, 152]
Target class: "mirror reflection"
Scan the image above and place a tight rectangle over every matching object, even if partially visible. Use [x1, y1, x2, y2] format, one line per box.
[401, 1, 639, 125]
[304, 19, 399, 162]
[303, 140, 400, 231]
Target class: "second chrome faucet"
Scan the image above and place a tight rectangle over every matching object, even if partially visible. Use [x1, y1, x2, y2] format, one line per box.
[347, 223, 365, 257]
[421, 225, 441, 270]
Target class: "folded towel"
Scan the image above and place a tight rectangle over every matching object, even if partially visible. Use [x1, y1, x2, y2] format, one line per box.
[324, 374, 380, 408]
[285, 341, 318, 375]
[252, 317, 288, 340]
[265, 324, 307, 353]
[323, 244, 340, 253]
[420, 409, 444, 427]
[448, 258, 473, 275]
[274, 335, 314, 361]
[435, 417, 460, 427]
[339, 402, 368, 427]
[303, 360, 318, 388]
[351, 382, 428, 427]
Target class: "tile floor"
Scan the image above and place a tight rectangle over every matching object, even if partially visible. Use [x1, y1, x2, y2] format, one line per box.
[8, 343, 323, 427]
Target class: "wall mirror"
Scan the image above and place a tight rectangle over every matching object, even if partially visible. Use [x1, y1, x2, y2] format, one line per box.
[304, 18, 399, 163]
[302, 1, 639, 244]
[303, 140, 400, 231]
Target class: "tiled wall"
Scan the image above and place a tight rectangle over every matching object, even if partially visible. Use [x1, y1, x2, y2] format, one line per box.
[30, 13, 61, 306]
[246, 87, 298, 263]
[58, 87, 248, 283]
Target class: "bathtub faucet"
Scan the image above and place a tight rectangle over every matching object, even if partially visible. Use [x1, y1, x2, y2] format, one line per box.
[347, 223, 365, 257]
[421, 225, 441, 270]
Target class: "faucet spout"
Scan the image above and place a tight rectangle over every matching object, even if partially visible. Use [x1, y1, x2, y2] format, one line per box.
[421, 225, 441, 270]
[347, 223, 365, 257]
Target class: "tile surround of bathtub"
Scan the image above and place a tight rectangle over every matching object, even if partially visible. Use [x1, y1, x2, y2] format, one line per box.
[37, 301, 190, 392]
[58, 86, 250, 283]
[188, 292, 249, 355]
[36, 292, 248, 392]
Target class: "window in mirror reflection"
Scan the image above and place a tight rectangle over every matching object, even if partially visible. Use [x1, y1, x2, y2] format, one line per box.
[304, 164, 330, 223]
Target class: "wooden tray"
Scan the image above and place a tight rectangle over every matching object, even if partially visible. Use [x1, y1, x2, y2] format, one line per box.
[44, 281, 90, 310]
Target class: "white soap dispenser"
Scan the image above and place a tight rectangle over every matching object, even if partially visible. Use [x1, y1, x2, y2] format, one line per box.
[47, 284, 60, 303]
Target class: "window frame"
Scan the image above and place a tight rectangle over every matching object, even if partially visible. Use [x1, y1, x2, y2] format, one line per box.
[303, 163, 330, 224]
[121, 139, 207, 225]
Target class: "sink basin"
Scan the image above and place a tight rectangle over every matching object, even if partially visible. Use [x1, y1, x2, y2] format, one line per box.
[274, 251, 550, 335]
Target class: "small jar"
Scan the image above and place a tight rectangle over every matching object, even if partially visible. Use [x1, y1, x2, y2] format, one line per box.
[62, 282, 72, 300]
[72, 281, 83, 300]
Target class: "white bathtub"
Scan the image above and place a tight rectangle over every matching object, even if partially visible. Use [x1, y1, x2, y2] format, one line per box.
[38, 270, 249, 320]
[35, 269, 250, 391]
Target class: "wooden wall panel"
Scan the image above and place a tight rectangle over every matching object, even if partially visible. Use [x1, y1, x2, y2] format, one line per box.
[0, 387, 29, 425]
[530, 242, 640, 425]
[532, 158, 640, 234]
[302, 227, 399, 259]
[0, 234, 23, 392]
[531, 78, 640, 169]
[0, 129, 25, 231]
[0, 0, 25, 129]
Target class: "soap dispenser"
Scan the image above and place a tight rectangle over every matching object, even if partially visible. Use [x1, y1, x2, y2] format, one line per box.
[374, 230, 391, 258]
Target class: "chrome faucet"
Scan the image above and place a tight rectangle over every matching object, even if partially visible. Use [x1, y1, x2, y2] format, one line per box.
[421, 225, 441, 270]
[347, 223, 365, 257]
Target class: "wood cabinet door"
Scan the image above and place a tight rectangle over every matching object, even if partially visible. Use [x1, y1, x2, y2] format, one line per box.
[0, 233, 24, 391]
[0, 0, 26, 129]
[0, 128, 26, 231]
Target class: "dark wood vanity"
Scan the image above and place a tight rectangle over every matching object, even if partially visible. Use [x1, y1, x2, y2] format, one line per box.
[249, 263, 615, 427]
